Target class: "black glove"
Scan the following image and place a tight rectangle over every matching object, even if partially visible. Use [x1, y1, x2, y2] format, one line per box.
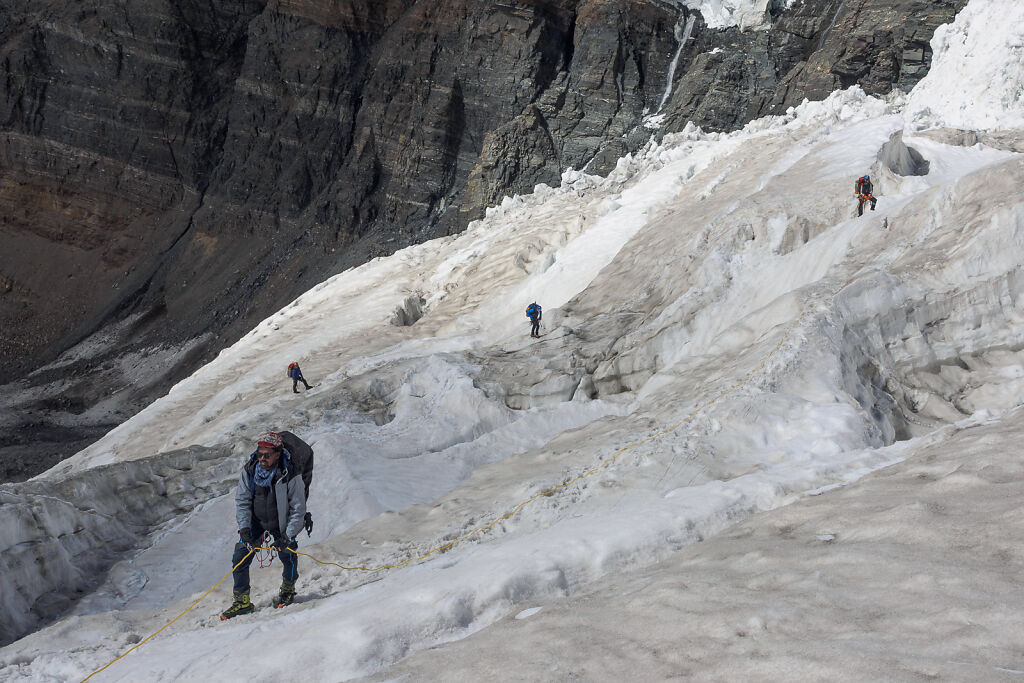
[239, 528, 255, 548]
[273, 535, 290, 552]
[303, 512, 314, 536]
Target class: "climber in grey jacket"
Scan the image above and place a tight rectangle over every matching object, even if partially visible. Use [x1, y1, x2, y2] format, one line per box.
[222, 431, 306, 619]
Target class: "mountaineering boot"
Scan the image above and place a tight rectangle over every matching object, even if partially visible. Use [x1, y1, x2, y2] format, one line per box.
[274, 580, 296, 608]
[221, 590, 254, 620]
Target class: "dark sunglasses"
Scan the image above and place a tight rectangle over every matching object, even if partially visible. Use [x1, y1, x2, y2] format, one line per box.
[256, 451, 278, 461]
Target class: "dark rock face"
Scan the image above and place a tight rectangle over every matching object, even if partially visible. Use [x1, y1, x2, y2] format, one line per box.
[0, 0, 965, 480]
[661, 0, 967, 133]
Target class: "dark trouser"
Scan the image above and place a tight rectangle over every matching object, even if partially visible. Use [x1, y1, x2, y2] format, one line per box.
[292, 376, 311, 392]
[232, 520, 298, 593]
[530, 319, 540, 336]
[858, 194, 876, 215]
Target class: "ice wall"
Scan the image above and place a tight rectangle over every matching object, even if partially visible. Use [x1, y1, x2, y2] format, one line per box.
[906, 0, 1024, 131]
[0, 446, 234, 645]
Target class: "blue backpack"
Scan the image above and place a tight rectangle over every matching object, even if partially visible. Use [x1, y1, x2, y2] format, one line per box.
[526, 303, 541, 320]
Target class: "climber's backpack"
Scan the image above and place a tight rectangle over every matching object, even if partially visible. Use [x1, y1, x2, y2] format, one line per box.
[287, 362, 299, 378]
[280, 430, 314, 501]
[526, 303, 541, 320]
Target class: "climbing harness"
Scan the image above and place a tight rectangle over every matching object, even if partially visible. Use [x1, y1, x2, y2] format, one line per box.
[80, 184, 941, 682]
[254, 531, 276, 568]
[80, 311, 803, 683]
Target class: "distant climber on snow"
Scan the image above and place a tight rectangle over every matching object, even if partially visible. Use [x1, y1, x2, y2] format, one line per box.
[855, 174, 877, 216]
[526, 302, 542, 338]
[288, 361, 313, 393]
[221, 430, 314, 619]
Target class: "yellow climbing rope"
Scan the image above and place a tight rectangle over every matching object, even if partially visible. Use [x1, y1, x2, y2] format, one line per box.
[81, 186, 936, 680]
[80, 548, 257, 682]
[80, 311, 804, 681]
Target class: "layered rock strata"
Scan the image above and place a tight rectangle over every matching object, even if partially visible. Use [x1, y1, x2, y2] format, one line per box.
[0, 0, 965, 479]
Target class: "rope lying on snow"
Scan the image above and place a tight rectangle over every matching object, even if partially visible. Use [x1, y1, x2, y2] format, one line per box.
[80, 311, 805, 682]
[83, 185, 937, 681]
[80, 548, 259, 682]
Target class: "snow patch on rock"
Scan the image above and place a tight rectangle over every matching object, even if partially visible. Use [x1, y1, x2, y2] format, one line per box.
[906, 0, 1024, 131]
[677, 0, 771, 30]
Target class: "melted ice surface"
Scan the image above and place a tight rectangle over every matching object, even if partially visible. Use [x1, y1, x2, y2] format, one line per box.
[2, 0, 1024, 680]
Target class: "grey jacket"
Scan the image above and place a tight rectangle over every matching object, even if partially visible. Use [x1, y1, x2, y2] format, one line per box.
[235, 450, 307, 540]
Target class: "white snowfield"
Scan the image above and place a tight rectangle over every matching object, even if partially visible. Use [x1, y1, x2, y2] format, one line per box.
[905, 0, 1024, 132]
[677, 0, 772, 30]
[2, 0, 1024, 680]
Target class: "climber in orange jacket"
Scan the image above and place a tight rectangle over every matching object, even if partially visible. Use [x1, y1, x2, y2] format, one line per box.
[855, 175, 877, 216]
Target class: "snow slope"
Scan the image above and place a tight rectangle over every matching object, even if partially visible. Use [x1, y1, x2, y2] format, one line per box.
[365, 407, 1024, 682]
[906, 0, 1024, 131]
[2, 0, 1024, 679]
